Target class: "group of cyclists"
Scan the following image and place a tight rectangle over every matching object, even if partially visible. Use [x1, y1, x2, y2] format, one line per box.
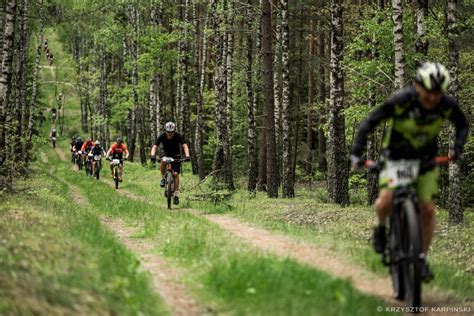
[66, 121, 190, 205]
[52, 62, 468, 292]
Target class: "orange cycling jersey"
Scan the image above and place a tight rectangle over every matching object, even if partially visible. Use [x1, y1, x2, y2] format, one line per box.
[109, 143, 128, 158]
[81, 141, 94, 152]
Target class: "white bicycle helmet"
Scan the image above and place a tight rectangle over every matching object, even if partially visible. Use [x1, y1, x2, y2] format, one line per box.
[165, 121, 176, 132]
[415, 62, 450, 92]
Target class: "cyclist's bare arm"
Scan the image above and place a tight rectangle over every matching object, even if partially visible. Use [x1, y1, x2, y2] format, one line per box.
[151, 144, 159, 157]
[182, 143, 190, 157]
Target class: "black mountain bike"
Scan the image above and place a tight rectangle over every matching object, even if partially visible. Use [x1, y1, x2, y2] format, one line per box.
[366, 156, 450, 310]
[51, 136, 56, 148]
[85, 153, 93, 176]
[76, 151, 83, 170]
[162, 157, 188, 209]
[92, 155, 102, 180]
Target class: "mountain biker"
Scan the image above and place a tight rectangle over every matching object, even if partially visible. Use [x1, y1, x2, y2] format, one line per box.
[70, 136, 77, 163]
[91, 140, 106, 175]
[350, 62, 469, 282]
[150, 121, 191, 205]
[73, 137, 83, 152]
[49, 128, 57, 139]
[105, 137, 129, 182]
[81, 138, 95, 165]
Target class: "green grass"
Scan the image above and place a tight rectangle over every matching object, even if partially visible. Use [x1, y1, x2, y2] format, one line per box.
[0, 164, 167, 315]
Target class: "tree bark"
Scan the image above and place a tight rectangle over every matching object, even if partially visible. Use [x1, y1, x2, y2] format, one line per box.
[262, 0, 278, 197]
[246, 0, 258, 193]
[328, 0, 349, 205]
[15, 0, 28, 164]
[392, 0, 404, 89]
[446, 0, 463, 224]
[195, 1, 208, 181]
[415, 0, 428, 60]
[180, 0, 193, 166]
[280, 0, 293, 198]
[317, 20, 327, 174]
[0, 0, 17, 183]
[306, 18, 315, 176]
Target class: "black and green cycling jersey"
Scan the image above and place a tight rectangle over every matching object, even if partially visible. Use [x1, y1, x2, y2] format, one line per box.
[351, 86, 468, 161]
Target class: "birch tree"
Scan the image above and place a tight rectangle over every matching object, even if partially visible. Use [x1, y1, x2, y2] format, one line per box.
[446, 0, 463, 224]
[392, 0, 404, 89]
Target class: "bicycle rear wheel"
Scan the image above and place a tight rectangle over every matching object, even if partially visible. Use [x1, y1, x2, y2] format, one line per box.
[389, 212, 405, 300]
[401, 199, 422, 309]
[166, 172, 173, 209]
[114, 167, 119, 189]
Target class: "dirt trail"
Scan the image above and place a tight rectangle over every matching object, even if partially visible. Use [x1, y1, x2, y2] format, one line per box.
[55, 147, 67, 162]
[66, 179, 207, 316]
[100, 217, 210, 316]
[202, 213, 472, 315]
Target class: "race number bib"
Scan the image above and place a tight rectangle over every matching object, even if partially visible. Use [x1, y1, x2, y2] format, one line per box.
[112, 159, 121, 165]
[94, 155, 101, 161]
[382, 160, 420, 188]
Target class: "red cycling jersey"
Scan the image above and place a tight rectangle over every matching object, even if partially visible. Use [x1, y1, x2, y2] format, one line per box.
[109, 143, 128, 158]
[81, 140, 94, 152]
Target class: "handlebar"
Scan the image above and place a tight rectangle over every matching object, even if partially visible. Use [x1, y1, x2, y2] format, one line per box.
[160, 156, 190, 163]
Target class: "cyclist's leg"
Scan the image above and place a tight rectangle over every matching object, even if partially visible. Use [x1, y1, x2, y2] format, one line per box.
[417, 167, 439, 255]
[375, 189, 393, 225]
[160, 161, 166, 178]
[109, 161, 114, 177]
[172, 162, 181, 193]
[118, 163, 123, 180]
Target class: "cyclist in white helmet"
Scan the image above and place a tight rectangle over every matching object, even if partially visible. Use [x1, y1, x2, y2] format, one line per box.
[150, 122, 190, 205]
[350, 62, 468, 282]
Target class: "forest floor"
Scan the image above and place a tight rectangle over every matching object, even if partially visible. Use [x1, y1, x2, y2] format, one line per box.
[1, 28, 473, 316]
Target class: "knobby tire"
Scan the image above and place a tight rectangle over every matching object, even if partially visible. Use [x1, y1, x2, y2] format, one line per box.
[401, 199, 422, 309]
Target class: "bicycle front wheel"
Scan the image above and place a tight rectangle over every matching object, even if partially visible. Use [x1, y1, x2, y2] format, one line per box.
[166, 172, 173, 209]
[114, 167, 119, 189]
[401, 199, 422, 309]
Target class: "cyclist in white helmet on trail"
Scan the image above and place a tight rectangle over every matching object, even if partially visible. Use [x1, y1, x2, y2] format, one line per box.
[150, 122, 191, 205]
[350, 62, 469, 282]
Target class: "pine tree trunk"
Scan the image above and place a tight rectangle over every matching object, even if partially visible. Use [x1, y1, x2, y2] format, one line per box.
[447, 0, 463, 224]
[262, 0, 278, 198]
[306, 19, 315, 176]
[256, 0, 266, 191]
[317, 21, 327, 174]
[280, 0, 293, 198]
[328, 0, 349, 205]
[392, 0, 404, 89]
[246, 0, 258, 193]
[415, 0, 428, 60]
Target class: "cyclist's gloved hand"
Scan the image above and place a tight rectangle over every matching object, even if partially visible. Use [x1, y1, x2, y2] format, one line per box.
[350, 154, 364, 170]
[151, 155, 157, 163]
[184, 156, 191, 161]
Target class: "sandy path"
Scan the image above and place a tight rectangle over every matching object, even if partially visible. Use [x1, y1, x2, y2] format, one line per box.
[66, 177, 208, 315]
[100, 217, 210, 316]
